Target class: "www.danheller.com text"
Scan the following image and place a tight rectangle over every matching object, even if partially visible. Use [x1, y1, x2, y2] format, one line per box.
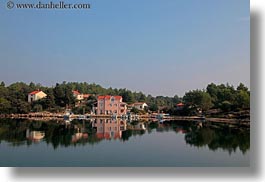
[6, 0, 91, 10]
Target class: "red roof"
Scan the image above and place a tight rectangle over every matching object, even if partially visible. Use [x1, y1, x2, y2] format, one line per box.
[104, 133, 110, 139]
[98, 95, 109, 100]
[72, 90, 80, 95]
[114, 132, 121, 139]
[133, 102, 147, 105]
[29, 90, 41, 95]
[115, 96, 122, 100]
[83, 94, 91, 98]
[96, 133, 104, 139]
[97, 95, 122, 100]
[177, 103, 184, 107]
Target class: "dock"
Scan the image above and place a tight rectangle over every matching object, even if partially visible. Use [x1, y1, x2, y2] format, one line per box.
[0, 113, 249, 127]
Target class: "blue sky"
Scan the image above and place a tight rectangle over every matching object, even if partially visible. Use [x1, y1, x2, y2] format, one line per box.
[0, 0, 249, 96]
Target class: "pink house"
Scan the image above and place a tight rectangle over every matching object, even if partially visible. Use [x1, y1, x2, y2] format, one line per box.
[96, 95, 127, 115]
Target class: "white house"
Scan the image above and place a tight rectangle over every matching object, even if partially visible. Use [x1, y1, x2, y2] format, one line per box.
[26, 129, 45, 142]
[28, 90, 47, 103]
[72, 90, 83, 101]
[72, 90, 91, 101]
[130, 102, 148, 110]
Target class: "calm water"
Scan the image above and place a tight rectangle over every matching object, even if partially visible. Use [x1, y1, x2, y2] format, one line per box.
[0, 118, 249, 167]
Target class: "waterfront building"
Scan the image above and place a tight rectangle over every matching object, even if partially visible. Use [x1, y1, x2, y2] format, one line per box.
[129, 102, 148, 111]
[72, 90, 92, 106]
[96, 95, 127, 115]
[72, 90, 83, 101]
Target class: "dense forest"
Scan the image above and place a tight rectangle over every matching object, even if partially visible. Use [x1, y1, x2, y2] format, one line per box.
[0, 81, 250, 115]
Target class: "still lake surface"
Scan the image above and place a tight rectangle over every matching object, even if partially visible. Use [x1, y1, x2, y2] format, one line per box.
[0, 118, 249, 167]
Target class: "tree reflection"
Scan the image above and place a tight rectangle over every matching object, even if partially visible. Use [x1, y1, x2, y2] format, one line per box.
[0, 119, 250, 154]
[184, 124, 250, 154]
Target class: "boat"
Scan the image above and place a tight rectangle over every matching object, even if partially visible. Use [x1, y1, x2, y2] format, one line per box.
[111, 114, 117, 119]
[63, 110, 73, 123]
[78, 115, 86, 120]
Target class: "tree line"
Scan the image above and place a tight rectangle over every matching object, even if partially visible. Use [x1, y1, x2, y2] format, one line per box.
[0, 81, 249, 115]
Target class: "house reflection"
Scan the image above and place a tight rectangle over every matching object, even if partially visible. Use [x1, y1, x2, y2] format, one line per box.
[135, 122, 146, 130]
[26, 129, 45, 142]
[71, 132, 89, 143]
[130, 122, 146, 130]
[92, 119, 127, 140]
[71, 120, 89, 143]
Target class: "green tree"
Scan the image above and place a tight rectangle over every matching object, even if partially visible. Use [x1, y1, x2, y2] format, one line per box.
[33, 104, 43, 112]
[173, 95, 180, 103]
[86, 95, 97, 111]
[131, 107, 140, 114]
[235, 90, 250, 109]
[54, 83, 65, 107]
[206, 83, 218, 105]
[183, 90, 213, 112]
[220, 101, 232, 112]
[0, 98, 11, 113]
[149, 103, 158, 112]
[120, 89, 135, 104]
[237, 83, 249, 92]
[53, 83, 75, 107]
[0, 81, 5, 87]
[43, 90, 56, 110]
[0, 83, 8, 98]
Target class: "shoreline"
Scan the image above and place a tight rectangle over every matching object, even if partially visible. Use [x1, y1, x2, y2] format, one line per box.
[0, 113, 250, 127]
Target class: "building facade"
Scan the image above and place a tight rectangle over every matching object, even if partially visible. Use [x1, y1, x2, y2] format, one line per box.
[129, 102, 148, 111]
[28, 90, 47, 103]
[72, 90, 92, 106]
[96, 95, 127, 115]
[72, 90, 84, 101]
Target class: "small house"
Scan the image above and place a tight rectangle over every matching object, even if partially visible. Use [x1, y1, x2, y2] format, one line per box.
[129, 102, 148, 111]
[28, 90, 47, 103]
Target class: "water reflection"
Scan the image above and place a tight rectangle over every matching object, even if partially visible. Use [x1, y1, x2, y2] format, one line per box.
[0, 118, 249, 154]
[92, 119, 127, 139]
[26, 129, 45, 142]
[184, 126, 250, 154]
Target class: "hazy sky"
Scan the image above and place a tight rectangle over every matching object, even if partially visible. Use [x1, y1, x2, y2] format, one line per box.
[0, 0, 249, 96]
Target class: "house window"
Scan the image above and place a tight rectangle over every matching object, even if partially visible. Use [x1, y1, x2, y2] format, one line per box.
[110, 104, 112, 107]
